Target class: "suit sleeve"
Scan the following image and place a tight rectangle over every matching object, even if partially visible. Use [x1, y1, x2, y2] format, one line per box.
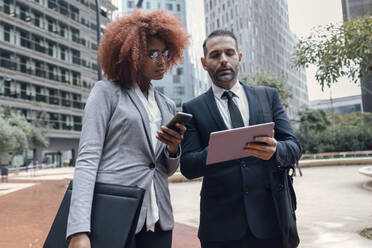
[66, 81, 116, 239]
[270, 88, 302, 168]
[180, 103, 209, 179]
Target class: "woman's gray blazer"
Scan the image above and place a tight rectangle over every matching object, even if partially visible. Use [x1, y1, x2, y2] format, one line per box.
[66, 80, 180, 238]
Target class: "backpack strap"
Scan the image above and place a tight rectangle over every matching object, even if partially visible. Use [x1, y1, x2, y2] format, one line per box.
[255, 86, 273, 123]
[255, 86, 295, 169]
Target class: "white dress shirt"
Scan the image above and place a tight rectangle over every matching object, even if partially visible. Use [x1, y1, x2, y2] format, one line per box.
[212, 81, 250, 128]
[134, 84, 160, 232]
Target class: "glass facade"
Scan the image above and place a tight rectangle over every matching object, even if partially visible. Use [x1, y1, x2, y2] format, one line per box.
[0, 0, 116, 164]
[310, 95, 362, 115]
[342, 0, 372, 113]
[114, 0, 210, 109]
[204, 0, 308, 120]
[342, 0, 372, 19]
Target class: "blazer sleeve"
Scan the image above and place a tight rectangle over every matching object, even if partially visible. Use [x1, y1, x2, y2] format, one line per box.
[180, 103, 209, 180]
[66, 81, 117, 239]
[161, 98, 181, 176]
[270, 88, 302, 168]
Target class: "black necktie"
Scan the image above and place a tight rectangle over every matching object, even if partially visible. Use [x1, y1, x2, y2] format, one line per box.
[222, 91, 244, 128]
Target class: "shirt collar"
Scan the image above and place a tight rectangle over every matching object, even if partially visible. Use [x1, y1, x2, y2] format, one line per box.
[212, 80, 243, 99]
[134, 83, 155, 101]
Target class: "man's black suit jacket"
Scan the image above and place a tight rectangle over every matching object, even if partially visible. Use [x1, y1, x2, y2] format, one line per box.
[180, 83, 302, 242]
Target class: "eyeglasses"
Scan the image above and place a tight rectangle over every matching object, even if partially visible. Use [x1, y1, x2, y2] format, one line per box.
[148, 50, 170, 63]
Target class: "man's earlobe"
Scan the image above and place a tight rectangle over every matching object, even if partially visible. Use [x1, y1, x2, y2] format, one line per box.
[201, 57, 207, 70]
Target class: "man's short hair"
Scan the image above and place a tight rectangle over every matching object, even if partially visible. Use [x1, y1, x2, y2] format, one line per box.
[202, 30, 239, 56]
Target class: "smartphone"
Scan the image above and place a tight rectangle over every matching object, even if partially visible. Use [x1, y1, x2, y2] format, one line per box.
[166, 112, 193, 131]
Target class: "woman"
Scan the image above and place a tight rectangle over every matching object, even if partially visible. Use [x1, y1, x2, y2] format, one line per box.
[67, 8, 189, 248]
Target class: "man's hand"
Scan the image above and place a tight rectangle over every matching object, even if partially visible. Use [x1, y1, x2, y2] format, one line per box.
[156, 123, 187, 155]
[244, 130, 277, 160]
[69, 233, 90, 248]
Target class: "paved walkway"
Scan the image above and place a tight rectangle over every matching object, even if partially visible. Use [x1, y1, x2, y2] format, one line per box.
[0, 178, 199, 248]
[1, 165, 372, 247]
[169, 165, 372, 248]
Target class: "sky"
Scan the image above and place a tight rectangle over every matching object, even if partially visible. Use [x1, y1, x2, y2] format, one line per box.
[287, 0, 362, 101]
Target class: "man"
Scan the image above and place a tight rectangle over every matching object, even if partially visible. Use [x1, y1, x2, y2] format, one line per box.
[180, 30, 301, 248]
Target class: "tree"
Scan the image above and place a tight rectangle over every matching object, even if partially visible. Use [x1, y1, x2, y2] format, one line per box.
[0, 107, 48, 165]
[295, 108, 331, 153]
[293, 15, 372, 89]
[298, 108, 330, 132]
[240, 70, 293, 108]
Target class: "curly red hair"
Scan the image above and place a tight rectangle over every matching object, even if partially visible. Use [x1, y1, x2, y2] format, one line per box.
[97, 8, 190, 87]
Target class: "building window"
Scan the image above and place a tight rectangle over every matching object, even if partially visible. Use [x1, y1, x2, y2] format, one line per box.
[33, 12, 41, 27]
[176, 4, 181, 11]
[48, 88, 59, 105]
[174, 86, 184, 95]
[73, 93, 82, 109]
[177, 68, 183, 75]
[165, 3, 173, 11]
[173, 75, 180, 83]
[74, 116, 82, 131]
[47, 0, 57, 11]
[3, 25, 11, 42]
[146, 2, 151, 9]
[49, 112, 60, 129]
[155, 87, 164, 94]
[36, 85, 47, 103]
[128, 1, 135, 8]
[60, 46, 66, 61]
[174, 98, 182, 108]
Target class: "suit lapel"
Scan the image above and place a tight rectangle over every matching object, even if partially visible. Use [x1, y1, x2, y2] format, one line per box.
[126, 87, 155, 157]
[241, 82, 263, 125]
[205, 88, 228, 130]
[154, 91, 170, 157]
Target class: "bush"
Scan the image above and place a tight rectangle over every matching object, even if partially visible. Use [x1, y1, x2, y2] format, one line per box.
[295, 109, 372, 153]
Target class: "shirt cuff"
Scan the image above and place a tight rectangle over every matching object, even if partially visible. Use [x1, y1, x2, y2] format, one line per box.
[164, 145, 181, 159]
[275, 142, 285, 167]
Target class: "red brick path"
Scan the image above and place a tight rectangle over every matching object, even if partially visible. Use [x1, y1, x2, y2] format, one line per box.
[0, 180, 200, 248]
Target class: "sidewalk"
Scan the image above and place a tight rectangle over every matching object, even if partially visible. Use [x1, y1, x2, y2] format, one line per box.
[169, 166, 372, 248]
[0, 178, 199, 248]
[1, 165, 372, 247]
[7, 167, 74, 181]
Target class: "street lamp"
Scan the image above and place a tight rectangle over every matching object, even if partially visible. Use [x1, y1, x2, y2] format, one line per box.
[94, 1, 143, 81]
[95, 0, 102, 80]
[136, 0, 144, 8]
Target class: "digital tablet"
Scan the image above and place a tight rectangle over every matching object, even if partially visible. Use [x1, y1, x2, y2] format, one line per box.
[206, 122, 275, 165]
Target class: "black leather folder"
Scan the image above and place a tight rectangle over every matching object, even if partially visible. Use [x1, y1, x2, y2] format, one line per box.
[43, 181, 145, 248]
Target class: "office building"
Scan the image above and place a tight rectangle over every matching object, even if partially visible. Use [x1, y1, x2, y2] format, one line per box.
[342, 0, 372, 18]
[204, 0, 308, 120]
[341, 0, 372, 113]
[0, 0, 116, 166]
[310, 95, 362, 115]
[113, 0, 209, 109]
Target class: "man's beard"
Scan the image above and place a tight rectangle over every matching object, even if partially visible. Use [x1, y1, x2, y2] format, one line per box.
[207, 67, 237, 84]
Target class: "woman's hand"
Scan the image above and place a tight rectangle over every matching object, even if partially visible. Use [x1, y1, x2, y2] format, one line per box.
[69, 233, 90, 248]
[156, 123, 187, 155]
